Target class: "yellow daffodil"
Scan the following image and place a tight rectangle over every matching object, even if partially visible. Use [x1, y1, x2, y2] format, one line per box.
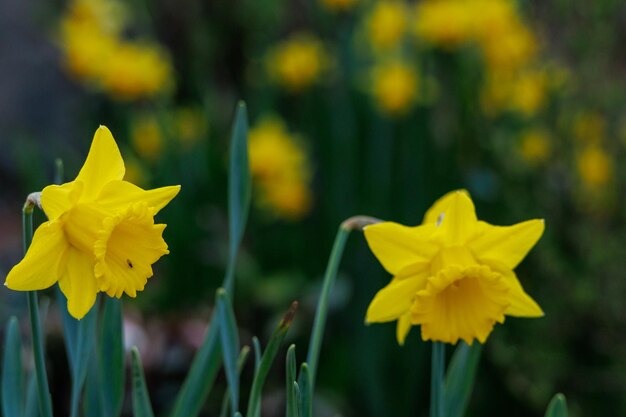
[366, 1, 408, 51]
[371, 61, 418, 116]
[131, 114, 164, 162]
[364, 190, 544, 345]
[577, 145, 612, 188]
[266, 34, 328, 93]
[519, 129, 551, 164]
[5, 126, 180, 319]
[248, 117, 313, 220]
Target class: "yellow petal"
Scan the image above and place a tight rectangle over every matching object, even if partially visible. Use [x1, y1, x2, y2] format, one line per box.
[396, 312, 412, 345]
[422, 189, 471, 224]
[429, 190, 478, 245]
[76, 126, 125, 201]
[501, 269, 544, 317]
[469, 219, 545, 269]
[366, 273, 428, 323]
[5, 220, 67, 291]
[363, 222, 438, 275]
[58, 247, 98, 319]
[40, 181, 84, 220]
[97, 180, 181, 214]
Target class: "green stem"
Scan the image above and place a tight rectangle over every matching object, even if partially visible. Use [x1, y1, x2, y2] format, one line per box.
[430, 342, 445, 417]
[305, 216, 381, 396]
[23, 207, 54, 417]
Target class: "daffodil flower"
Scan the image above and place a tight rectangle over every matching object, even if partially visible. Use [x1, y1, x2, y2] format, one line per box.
[364, 190, 544, 345]
[6, 126, 180, 319]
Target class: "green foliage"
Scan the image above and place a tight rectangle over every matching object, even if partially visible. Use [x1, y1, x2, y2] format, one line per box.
[216, 288, 241, 414]
[131, 347, 156, 417]
[545, 394, 568, 417]
[2, 317, 25, 417]
[445, 342, 482, 417]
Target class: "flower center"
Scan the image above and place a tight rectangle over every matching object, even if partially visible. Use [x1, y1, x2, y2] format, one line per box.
[411, 264, 510, 344]
[94, 203, 169, 298]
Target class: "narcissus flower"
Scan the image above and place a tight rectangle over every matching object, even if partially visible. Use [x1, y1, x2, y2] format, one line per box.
[364, 190, 544, 345]
[5, 126, 180, 319]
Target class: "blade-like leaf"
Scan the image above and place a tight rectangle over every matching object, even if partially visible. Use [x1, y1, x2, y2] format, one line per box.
[444, 341, 482, 417]
[545, 393, 568, 417]
[69, 302, 99, 417]
[285, 345, 298, 417]
[131, 348, 155, 417]
[246, 302, 298, 417]
[169, 319, 221, 417]
[224, 101, 250, 295]
[83, 357, 103, 417]
[216, 288, 240, 413]
[297, 364, 312, 417]
[170, 102, 250, 417]
[24, 372, 38, 417]
[3, 317, 25, 417]
[219, 347, 250, 417]
[99, 298, 125, 417]
[252, 337, 262, 373]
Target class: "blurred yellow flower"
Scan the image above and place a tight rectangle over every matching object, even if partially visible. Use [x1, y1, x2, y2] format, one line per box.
[59, 0, 174, 101]
[320, 0, 358, 12]
[482, 69, 547, 116]
[99, 42, 173, 101]
[175, 107, 208, 149]
[266, 34, 328, 93]
[573, 111, 606, 144]
[415, 0, 476, 49]
[366, 1, 408, 51]
[577, 145, 612, 188]
[371, 61, 418, 116]
[365, 190, 544, 345]
[248, 117, 313, 220]
[5, 127, 180, 319]
[131, 115, 164, 162]
[519, 129, 551, 164]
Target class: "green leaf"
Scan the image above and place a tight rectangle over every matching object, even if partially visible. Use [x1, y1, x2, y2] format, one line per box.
[131, 348, 155, 417]
[252, 337, 262, 372]
[170, 102, 250, 417]
[285, 345, 298, 417]
[216, 288, 241, 414]
[444, 341, 482, 417]
[219, 347, 250, 417]
[545, 393, 568, 417]
[246, 302, 298, 417]
[2, 317, 25, 417]
[83, 358, 103, 417]
[99, 298, 125, 417]
[69, 302, 99, 417]
[297, 364, 312, 417]
[169, 320, 221, 417]
[224, 101, 250, 295]
[24, 372, 38, 417]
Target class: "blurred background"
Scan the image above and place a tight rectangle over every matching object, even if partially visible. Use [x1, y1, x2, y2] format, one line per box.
[1, 0, 626, 415]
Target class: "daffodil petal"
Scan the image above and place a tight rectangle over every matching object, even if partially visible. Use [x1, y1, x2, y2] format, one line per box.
[423, 189, 471, 224]
[364, 222, 438, 275]
[5, 220, 67, 291]
[430, 190, 478, 245]
[366, 273, 428, 323]
[58, 247, 98, 319]
[41, 181, 84, 220]
[469, 219, 545, 269]
[501, 269, 544, 317]
[76, 126, 125, 201]
[97, 180, 181, 214]
[396, 312, 412, 345]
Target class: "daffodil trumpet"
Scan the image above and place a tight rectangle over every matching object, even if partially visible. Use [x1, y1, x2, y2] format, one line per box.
[6, 126, 180, 319]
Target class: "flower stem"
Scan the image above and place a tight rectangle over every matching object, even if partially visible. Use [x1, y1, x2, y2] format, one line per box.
[430, 342, 445, 417]
[23, 206, 54, 417]
[304, 216, 381, 398]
